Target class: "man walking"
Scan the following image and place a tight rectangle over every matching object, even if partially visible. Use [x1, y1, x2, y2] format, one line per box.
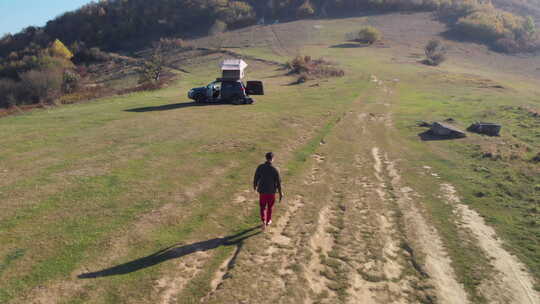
[253, 152, 283, 230]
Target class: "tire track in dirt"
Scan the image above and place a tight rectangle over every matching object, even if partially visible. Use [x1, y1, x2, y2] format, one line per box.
[260, 153, 328, 303]
[371, 148, 405, 283]
[341, 147, 429, 304]
[156, 251, 210, 304]
[200, 240, 245, 303]
[371, 70, 538, 304]
[201, 151, 339, 304]
[439, 182, 540, 304]
[303, 204, 334, 299]
[385, 158, 469, 304]
[201, 173, 313, 303]
[355, 77, 469, 303]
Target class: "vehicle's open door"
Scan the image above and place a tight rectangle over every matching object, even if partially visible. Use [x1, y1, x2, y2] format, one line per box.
[246, 81, 264, 95]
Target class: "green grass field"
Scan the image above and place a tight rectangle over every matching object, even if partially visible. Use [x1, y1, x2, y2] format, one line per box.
[1, 13, 539, 303]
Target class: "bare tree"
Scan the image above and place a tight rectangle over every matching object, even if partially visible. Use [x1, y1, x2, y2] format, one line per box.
[0, 78, 21, 107]
[139, 42, 165, 84]
[19, 68, 63, 104]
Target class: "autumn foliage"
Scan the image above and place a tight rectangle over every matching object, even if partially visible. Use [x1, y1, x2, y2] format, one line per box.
[0, 0, 538, 108]
[0, 0, 537, 61]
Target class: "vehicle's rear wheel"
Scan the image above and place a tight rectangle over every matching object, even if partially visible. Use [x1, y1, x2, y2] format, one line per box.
[231, 95, 243, 105]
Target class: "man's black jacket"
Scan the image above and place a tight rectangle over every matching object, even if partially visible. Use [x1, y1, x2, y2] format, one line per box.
[253, 161, 282, 194]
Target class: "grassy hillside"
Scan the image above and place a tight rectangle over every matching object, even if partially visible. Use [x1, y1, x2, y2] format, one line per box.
[0, 44, 362, 302]
[0, 0, 538, 57]
[0, 13, 539, 303]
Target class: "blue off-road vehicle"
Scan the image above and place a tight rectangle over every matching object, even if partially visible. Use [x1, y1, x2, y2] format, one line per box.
[188, 79, 264, 105]
[188, 59, 264, 105]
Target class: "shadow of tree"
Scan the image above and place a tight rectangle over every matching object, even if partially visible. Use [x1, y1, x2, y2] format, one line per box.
[78, 226, 261, 278]
[330, 43, 369, 48]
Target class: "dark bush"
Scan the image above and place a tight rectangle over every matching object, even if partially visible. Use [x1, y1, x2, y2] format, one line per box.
[0, 78, 22, 107]
[348, 26, 382, 44]
[19, 67, 63, 104]
[494, 37, 521, 53]
[72, 46, 110, 64]
[424, 39, 447, 66]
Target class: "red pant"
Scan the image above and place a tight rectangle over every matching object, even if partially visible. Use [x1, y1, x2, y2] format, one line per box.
[259, 194, 276, 224]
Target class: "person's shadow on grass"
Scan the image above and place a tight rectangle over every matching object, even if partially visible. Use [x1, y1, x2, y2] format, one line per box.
[78, 226, 261, 278]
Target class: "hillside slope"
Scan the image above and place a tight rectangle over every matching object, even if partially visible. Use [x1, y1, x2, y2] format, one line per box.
[1, 0, 538, 57]
[0, 13, 539, 304]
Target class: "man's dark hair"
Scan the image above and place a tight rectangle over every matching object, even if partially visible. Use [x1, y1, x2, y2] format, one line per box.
[265, 152, 274, 161]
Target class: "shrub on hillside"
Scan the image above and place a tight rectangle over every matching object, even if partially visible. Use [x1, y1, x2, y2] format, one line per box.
[287, 55, 344, 83]
[348, 26, 381, 44]
[297, 1, 316, 18]
[451, 6, 540, 53]
[436, 0, 480, 19]
[62, 70, 81, 94]
[423, 39, 447, 66]
[19, 67, 63, 104]
[37, 54, 74, 71]
[455, 9, 523, 42]
[218, 1, 257, 28]
[0, 78, 22, 107]
[71, 45, 110, 64]
[494, 37, 521, 53]
[287, 55, 312, 74]
[523, 16, 537, 40]
[209, 20, 227, 35]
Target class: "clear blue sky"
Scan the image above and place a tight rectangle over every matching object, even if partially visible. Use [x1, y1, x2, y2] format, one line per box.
[0, 0, 94, 35]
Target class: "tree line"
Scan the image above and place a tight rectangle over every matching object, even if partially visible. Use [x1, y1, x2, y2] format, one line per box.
[0, 0, 538, 58]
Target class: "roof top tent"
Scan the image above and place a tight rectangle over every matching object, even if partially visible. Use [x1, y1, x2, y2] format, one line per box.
[220, 59, 248, 80]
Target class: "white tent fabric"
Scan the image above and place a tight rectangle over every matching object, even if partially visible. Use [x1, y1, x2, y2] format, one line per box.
[220, 59, 248, 79]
